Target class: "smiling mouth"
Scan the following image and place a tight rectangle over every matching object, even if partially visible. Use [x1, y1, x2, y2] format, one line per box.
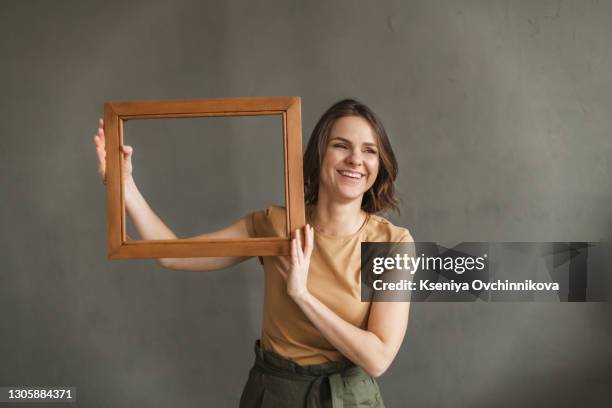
[337, 169, 365, 180]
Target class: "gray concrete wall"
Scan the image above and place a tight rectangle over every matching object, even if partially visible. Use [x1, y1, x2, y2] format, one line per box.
[1, 1, 610, 406]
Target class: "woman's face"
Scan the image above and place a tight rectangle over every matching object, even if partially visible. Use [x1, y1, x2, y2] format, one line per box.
[319, 116, 380, 204]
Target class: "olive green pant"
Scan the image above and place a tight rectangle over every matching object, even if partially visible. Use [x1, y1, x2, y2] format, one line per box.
[239, 340, 385, 408]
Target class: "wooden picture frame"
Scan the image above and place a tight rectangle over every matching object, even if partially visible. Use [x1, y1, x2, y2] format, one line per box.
[104, 96, 305, 259]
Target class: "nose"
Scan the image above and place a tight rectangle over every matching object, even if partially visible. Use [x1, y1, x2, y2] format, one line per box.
[345, 148, 364, 167]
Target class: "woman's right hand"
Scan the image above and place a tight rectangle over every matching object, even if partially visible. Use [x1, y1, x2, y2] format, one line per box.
[93, 118, 134, 183]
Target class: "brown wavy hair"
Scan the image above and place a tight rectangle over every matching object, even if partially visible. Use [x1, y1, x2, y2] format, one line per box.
[303, 99, 400, 214]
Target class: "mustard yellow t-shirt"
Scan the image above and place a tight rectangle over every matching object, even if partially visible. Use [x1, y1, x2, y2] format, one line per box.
[249, 205, 413, 365]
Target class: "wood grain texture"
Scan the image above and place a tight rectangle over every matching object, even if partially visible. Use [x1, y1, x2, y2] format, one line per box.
[104, 96, 305, 259]
[110, 238, 289, 259]
[285, 98, 306, 234]
[104, 103, 122, 256]
[107, 96, 297, 118]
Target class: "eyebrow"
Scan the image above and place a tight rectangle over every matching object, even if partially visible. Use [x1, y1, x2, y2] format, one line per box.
[329, 137, 378, 148]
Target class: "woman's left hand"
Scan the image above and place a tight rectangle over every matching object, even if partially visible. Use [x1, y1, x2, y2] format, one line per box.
[281, 224, 314, 300]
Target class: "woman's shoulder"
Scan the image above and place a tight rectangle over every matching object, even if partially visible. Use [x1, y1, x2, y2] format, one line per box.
[365, 213, 414, 243]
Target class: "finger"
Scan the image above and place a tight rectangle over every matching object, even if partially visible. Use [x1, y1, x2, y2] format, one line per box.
[122, 145, 133, 157]
[97, 126, 105, 147]
[96, 146, 106, 162]
[304, 224, 314, 259]
[295, 228, 303, 263]
[291, 236, 299, 265]
[96, 146, 106, 161]
[94, 134, 104, 148]
[97, 153, 105, 176]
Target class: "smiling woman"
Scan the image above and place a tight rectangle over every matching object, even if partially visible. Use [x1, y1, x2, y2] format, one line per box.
[321, 116, 381, 205]
[240, 100, 412, 407]
[303, 100, 400, 216]
[93, 98, 412, 407]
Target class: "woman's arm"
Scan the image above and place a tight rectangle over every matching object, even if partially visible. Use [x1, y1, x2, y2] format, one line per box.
[94, 118, 253, 272]
[293, 293, 409, 378]
[124, 177, 253, 271]
[285, 226, 410, 378]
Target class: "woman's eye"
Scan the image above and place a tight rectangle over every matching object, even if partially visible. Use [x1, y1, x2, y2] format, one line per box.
[333, 143, 348, 149]
[366, 149, 378, 154]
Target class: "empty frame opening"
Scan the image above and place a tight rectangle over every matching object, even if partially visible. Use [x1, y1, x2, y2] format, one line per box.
[123, 115, 286, 240]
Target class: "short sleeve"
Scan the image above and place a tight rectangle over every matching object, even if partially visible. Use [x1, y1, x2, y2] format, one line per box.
[372, 229, 415, 303]
[247, 211, 258, 238]
[244, 211, 262, 265]
[389, 228, 415, 261]
[248, 205, 287, 265]
[398, 228, 414, 243]
[249, 206, 287, 238]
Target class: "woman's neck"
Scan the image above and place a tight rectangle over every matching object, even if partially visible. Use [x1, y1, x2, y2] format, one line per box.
[310, 194, 367, 236]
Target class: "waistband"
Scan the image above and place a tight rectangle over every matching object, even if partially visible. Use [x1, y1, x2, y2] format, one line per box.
[252, 340, 369, 408]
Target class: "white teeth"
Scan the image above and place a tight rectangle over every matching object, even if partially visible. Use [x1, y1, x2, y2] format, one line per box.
[338, 170, 363, 179]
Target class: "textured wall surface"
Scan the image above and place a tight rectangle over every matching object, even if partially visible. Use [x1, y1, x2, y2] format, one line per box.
[1, 1, 611, 406]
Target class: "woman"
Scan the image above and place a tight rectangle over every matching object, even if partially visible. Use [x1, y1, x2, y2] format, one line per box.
[94, 99, 412, 407]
